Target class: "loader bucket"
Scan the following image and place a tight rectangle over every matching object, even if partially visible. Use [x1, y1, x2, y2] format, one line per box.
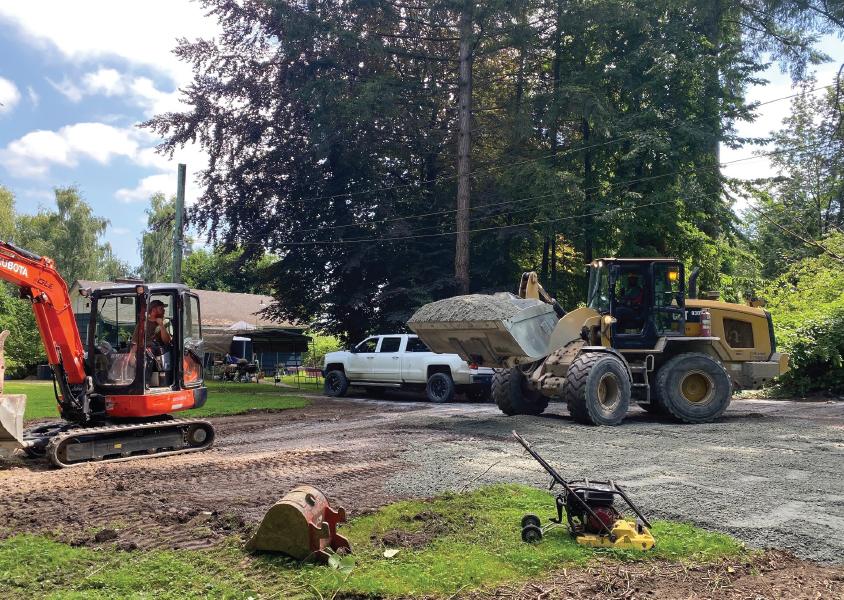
[246, 485, 350, 561]
[0, 394, 25, 457]
[408, 293, 558, 366]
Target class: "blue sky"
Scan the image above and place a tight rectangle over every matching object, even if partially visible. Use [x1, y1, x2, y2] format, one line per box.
[0, 2, 841, 266]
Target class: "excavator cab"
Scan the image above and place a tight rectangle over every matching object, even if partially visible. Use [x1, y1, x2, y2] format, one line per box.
[83, 282, 207, 419]
[587, 259, 686, 350]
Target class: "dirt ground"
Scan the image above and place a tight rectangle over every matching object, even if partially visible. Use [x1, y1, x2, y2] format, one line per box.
[1, 392, 842, 595]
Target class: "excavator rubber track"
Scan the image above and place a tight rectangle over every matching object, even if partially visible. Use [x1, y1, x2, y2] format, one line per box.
[45, 419, 215, 468]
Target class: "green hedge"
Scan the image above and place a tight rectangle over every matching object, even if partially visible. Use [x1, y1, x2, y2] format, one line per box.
[776, 306, 844, 394]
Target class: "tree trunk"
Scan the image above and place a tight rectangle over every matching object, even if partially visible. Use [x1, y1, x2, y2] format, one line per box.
[581, 117, 595, 263]
[700, 0, 723, 233]
[454, 0, 473, 294]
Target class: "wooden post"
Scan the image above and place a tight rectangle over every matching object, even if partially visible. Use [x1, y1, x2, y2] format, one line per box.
[455, 0, 473, 294]
[173, 163, 186, 283]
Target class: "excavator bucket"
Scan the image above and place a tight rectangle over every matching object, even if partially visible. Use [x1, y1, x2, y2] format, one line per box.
[0, 330, 25, 457]
[246, 485, 350, 561]
[0, 395, 25, 457]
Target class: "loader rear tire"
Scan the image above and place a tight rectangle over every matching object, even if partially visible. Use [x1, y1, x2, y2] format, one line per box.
[564, 352, 630, 426]
[492, 368, 548, 416]
[324, 370, 349, 397]
[656, 353, 731, 423]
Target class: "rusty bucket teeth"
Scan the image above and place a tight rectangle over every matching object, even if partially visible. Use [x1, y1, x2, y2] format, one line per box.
[246, 485, 350, 562]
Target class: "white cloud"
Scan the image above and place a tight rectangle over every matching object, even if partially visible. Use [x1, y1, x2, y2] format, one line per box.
[0, 122, 141, 177]
[26, 85, 39, 107]
[0, 2, 218, 85]
[0, 77, 21, 114]
[47, 76, 84, 102]
[111, 226, 130, 235]
[116, 143, 208, 205]
[83, 67, 126, 96]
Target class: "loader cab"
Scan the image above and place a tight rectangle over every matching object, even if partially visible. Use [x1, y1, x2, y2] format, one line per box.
[85, 283, 204, 397]
[587, 259, 686, 350]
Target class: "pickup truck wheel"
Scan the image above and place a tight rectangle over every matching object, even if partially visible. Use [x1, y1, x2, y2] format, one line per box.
[492, 368, 548, 416]
[324, 370, 349, 397]
[656, 353, 731, 423]
[426, 372, 455, 403]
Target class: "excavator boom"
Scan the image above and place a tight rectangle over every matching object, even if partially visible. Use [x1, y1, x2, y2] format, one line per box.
[0, 242, 87, 385]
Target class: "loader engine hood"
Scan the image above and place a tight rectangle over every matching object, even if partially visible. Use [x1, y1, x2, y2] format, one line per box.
[407, 293, 558, 367]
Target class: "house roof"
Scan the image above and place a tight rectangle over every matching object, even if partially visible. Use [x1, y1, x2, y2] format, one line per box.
[72, 280, 296, 329]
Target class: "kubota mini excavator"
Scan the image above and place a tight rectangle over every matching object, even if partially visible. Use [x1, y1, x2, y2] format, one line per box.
[0, 241, 214, 467]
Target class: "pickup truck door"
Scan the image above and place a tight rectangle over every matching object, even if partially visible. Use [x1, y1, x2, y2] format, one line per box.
[370, 336, 404, 381]
[401, 336, 431, 383]
[346, 337, 379, 380]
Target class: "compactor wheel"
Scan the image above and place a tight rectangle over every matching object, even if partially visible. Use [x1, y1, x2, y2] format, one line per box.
[655, 353, 731, 423]
[564, 352, 630, 426]
[492, 367, 548, 416]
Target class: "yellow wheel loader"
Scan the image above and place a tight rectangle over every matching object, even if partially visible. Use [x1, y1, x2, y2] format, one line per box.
[408, 258, 789, 425]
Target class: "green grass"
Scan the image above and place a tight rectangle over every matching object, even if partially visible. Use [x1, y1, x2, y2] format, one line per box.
[0, 485, 745, 599]
[5, 380, 309, 422]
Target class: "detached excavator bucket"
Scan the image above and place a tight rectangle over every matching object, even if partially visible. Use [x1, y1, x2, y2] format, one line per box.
[0, 395, 25, 457]
[246, 485, 350, 562]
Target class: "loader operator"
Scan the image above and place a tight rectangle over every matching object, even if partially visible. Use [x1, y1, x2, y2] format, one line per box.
[146, 299, 172, 349]
[615, 273, 645, 330]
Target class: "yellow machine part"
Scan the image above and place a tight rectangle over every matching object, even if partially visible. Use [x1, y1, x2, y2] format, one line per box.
[575, 519, 655, 551]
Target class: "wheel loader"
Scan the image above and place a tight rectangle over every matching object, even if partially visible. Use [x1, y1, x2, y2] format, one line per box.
[408, 258, 789, 425]
[0, 241, 214, 466]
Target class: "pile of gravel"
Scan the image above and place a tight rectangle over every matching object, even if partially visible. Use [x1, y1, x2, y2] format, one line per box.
[408, 293, 545, 324]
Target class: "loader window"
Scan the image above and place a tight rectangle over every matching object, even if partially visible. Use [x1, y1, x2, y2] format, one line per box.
[92, 295, 138, 387]
[587, 266, 611, 313]
[724, 318, 754, 349]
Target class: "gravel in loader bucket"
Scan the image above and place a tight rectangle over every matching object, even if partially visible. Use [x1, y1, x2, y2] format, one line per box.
[407, 293, 558, 367]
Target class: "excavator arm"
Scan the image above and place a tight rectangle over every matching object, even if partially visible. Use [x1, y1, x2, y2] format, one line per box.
[0, 241, 87, 387]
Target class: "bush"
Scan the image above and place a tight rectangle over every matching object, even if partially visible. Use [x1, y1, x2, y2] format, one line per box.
[302, 333, 343, 367]
[776, 307, 844, 395]
[761, 233, 844, 395]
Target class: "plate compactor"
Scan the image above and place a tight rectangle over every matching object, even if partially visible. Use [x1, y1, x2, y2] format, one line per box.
[513, 431, 655, 551]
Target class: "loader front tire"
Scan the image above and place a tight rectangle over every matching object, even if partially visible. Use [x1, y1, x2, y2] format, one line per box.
[564, 352, 630, 426]
[656, 353, 731, 423]
[324, 370, 349, 397]
[492, 368, 548, 416]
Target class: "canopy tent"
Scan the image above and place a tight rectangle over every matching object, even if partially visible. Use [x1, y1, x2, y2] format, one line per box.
[203, 328, 311, 355]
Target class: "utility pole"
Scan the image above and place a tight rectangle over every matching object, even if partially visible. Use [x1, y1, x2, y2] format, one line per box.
[172, 163, 186, 283]
[454, 0, 473, 294]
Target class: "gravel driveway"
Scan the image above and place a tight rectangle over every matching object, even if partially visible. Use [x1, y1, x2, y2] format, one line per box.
[1, 393, 841, 564]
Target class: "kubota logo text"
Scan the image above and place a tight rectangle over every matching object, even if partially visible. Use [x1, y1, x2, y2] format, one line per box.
[0, 260, 28, 278]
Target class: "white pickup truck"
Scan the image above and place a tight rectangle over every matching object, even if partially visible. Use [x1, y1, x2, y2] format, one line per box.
[323, 333, 493, 402]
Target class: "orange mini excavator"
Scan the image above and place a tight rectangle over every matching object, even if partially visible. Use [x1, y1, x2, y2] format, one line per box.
[0, 240, 214, 467]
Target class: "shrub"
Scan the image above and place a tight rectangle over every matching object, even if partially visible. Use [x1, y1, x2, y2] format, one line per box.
[776, 307, 844, 395]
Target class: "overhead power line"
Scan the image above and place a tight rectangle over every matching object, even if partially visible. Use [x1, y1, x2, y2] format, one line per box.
[281, 80, 837, 206]
[289, 138, 837, 236]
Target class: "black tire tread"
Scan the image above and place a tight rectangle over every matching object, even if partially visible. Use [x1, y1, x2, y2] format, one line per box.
[564, 352, 630, 426]
[656, 352, 731, 424]
[492, 368, 548, 416]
